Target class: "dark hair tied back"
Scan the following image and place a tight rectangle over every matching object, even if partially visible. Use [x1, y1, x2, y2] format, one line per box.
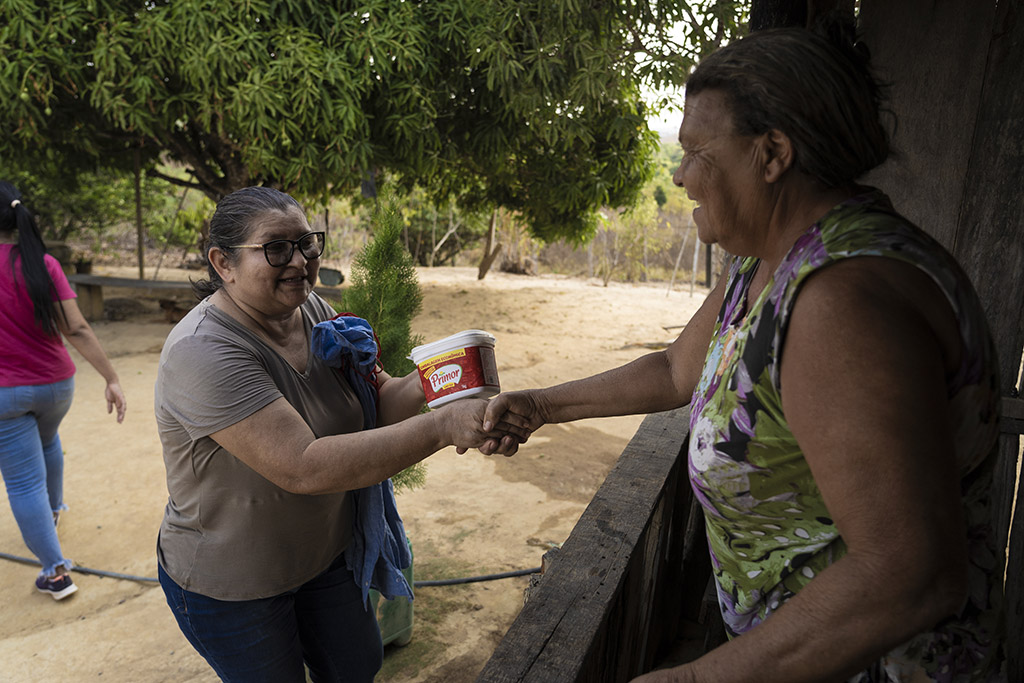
[812, 10, 874, 79]
[192, 186, 304, 298]
[0, 181, 66, 335]
[686, 14, 891, 188]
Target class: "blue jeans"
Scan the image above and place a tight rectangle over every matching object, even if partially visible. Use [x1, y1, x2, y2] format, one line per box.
[159, 552, 383, 683]
[0, 377, 75, 578]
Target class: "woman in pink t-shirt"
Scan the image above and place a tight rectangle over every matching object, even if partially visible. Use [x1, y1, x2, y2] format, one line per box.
[0, 181, 127, 601]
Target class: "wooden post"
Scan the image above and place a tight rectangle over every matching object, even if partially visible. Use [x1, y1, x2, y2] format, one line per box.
[689, 235, 699, 296]
[952, 3, 1024, 676]
[704, 244, 712, 288]
[667, 225, 692, 296]
[134, 147, 145, 280]
[861, 1, 1024, 677]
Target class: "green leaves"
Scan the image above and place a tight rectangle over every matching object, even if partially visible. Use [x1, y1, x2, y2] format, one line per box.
[1, 0, 745, 242]
[342, 197, 424, 378]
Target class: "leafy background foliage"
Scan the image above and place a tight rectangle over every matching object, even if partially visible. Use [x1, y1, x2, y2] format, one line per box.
[0, 0, 744, 243]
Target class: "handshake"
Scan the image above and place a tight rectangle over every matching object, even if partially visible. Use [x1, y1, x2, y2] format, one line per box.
[432, 390, 546, 457]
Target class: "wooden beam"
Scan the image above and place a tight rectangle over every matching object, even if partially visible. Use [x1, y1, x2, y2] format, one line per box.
[861, 2, 1023, 678]
[949, 0, 1024, 396]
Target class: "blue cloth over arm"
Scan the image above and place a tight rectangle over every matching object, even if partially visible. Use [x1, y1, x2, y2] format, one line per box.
[310, 314, 413, 609]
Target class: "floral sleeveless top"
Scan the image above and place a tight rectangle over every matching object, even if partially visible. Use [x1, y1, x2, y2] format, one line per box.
[688, 190, 1005, 681]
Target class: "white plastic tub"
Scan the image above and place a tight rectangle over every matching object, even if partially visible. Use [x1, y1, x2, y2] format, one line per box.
[409, 330, 500, 408]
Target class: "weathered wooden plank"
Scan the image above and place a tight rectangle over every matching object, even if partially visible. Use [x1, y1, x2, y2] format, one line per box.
[951, 1, 1024, 393]
[477, 407, 692, 683]
[859, 0, 996, 250]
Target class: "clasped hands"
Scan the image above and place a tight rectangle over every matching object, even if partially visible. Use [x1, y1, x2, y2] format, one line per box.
[436, 390, 545, 457]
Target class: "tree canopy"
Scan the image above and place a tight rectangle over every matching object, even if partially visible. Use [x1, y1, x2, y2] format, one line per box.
[1, 0, 744, 242]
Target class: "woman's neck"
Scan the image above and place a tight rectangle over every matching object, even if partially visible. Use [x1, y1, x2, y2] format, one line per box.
[213, 287, 303, 345]
[759, 182, 857, 275]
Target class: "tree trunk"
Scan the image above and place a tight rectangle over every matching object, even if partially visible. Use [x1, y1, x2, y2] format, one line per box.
[429, 207, 437, 268]
[749, 0, 853, 32]
[478, 208, 503, 280]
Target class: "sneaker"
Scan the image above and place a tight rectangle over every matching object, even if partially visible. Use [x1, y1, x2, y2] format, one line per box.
[36, 573, 78, 601]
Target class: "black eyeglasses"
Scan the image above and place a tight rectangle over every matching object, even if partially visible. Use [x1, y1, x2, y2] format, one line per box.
[228, 231, 325, 267]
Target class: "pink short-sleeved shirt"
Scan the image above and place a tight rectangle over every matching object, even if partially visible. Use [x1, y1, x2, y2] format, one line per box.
[0, 245, 77, 386]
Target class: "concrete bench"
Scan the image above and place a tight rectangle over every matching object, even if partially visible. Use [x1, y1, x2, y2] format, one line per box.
[66, 274, 346, 322]
[66, 274, 196, 321]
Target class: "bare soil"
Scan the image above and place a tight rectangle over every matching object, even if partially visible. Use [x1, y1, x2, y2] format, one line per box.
[0, 265, 707, 683]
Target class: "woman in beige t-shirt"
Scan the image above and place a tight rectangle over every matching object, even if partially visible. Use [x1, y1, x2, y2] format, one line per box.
[155, 187, 521, 682]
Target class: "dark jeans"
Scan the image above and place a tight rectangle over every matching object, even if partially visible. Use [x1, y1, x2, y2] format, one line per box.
[158, 553, 382, 683]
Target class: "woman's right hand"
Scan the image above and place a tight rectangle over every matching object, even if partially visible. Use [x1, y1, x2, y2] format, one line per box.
[434, 398, 529, 456]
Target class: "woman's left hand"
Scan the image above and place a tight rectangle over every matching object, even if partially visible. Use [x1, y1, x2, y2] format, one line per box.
[105, 381, 127, 423]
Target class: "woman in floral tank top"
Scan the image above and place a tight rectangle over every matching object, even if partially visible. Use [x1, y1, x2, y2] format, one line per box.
[482, 19, 1006, 683]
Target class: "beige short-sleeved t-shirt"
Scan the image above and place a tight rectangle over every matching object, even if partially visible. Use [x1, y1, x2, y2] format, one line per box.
[155, 294, 363, 600]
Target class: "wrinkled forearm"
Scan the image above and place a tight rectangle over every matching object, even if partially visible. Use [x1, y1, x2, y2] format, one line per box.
[536, 351, 689, 424]
[292, 410, 446, 494]
[674, 551, 964, 683]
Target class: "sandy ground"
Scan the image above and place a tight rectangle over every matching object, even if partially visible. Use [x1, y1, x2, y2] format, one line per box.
[0, 265, 708, 683]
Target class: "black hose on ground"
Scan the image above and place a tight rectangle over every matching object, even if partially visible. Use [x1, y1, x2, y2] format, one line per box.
[0, 550, 540, 588]
[0, 550, 158, 583]
[414, 567, 540, 586]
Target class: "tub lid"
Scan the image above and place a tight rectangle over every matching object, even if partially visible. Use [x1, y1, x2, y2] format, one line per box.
[409, 329, 495, 362]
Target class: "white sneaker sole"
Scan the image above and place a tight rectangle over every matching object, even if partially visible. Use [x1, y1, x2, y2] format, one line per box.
[38, 581, 78, 601]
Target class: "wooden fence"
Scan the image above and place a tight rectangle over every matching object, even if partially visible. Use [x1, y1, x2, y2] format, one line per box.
[476, 407, 712, 682]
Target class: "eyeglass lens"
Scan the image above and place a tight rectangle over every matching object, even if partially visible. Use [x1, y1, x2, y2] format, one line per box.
[264, 232, 325, 266]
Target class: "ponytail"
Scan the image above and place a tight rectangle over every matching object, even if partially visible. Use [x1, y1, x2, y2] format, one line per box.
[0, 181, 67, 335]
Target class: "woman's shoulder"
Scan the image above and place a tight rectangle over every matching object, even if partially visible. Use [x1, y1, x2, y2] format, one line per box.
[814, 189, 954, 259]
[161, 300, 243, 358]
[43, 254, 73, 289]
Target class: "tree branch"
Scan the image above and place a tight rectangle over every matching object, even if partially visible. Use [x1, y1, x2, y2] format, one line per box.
[146, 168, 203, 190]
[160, 127, 235, 201]
[201, 116, 249, 189]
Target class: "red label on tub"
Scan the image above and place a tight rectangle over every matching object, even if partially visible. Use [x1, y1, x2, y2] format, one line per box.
[416, 346, 498, 405]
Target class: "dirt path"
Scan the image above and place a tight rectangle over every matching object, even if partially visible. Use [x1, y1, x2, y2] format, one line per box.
[0, 266, 707, 683]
